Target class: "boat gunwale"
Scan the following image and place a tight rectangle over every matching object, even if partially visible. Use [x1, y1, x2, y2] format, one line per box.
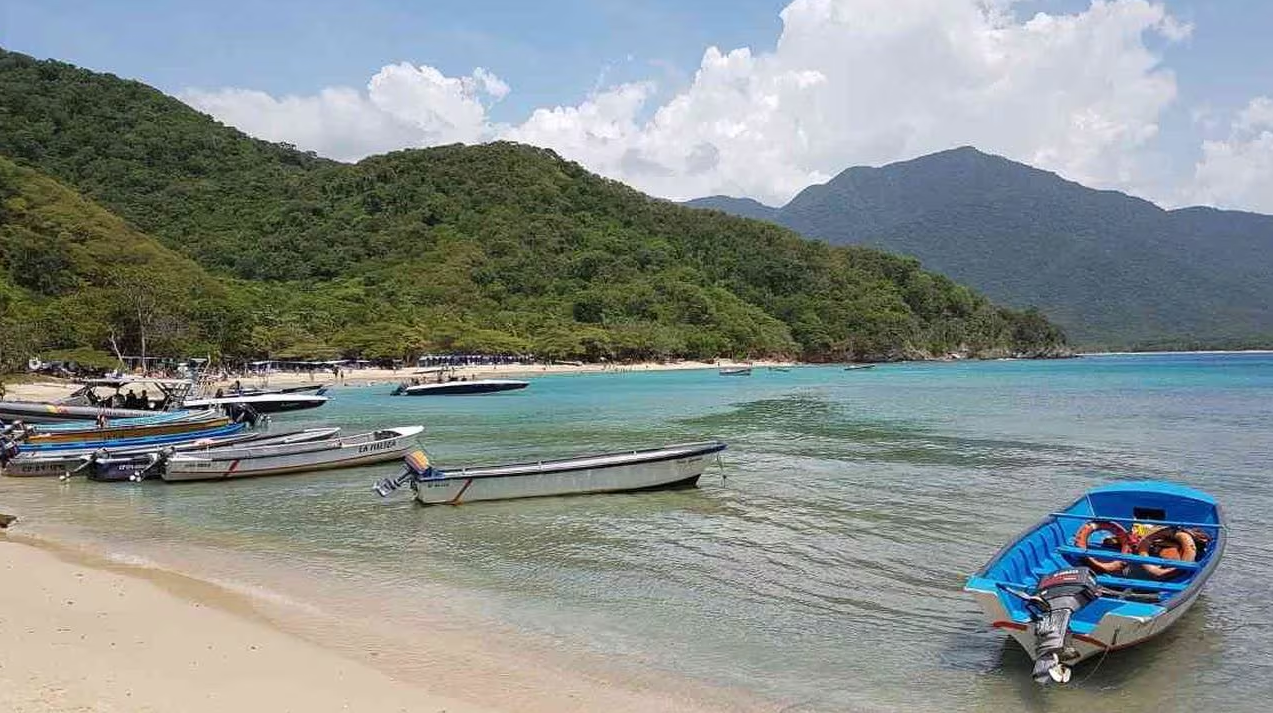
[422, 441, 726, 482]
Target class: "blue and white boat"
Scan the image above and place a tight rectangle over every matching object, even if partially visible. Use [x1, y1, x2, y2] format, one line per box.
[13, 422, 248, 452]
[965, 481, 1225, 684]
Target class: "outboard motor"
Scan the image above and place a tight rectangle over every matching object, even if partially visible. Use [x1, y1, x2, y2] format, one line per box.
[1028, 567, 1100, 684]
[0, 438, 19, 467]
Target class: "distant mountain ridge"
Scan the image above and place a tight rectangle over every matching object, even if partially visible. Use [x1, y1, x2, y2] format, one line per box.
[684, 147, 1273, 348]
[0, 47, 1067, 364]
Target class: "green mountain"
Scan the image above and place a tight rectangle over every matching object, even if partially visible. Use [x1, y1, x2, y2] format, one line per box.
[0, 155, 244, 371]
[685, 147, 1273, 348]
[0, 48, 1065, 364]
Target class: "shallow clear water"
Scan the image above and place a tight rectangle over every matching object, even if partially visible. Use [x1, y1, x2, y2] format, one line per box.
[4, 353, 1271, 711]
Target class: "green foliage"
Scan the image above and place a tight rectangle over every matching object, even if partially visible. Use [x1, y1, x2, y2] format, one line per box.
[0, 47, 1067, 365]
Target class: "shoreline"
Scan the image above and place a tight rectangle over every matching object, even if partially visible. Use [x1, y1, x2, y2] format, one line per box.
[0, 524, 770, 713]
[0, 358, 794, 402]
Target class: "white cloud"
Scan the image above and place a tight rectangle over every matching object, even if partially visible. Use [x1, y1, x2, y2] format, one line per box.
[181, 0, 1206, 207]
[182, 63, 509, 161]
[1189, 97, 1273, 213]
[505, 0, 1187, 203]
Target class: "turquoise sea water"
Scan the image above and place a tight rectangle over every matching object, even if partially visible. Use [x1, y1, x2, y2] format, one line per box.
[3, 353, 1271, 711]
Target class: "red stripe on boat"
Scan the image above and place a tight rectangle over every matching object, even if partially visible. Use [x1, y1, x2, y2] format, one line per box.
[992, 620, 1029, 631]
[449, 478, 474, 505]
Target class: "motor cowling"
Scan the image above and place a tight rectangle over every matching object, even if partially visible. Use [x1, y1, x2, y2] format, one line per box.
[1031, 567, 1100, 684]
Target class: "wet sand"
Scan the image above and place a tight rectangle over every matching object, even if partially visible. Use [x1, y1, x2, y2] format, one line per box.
[0, 533, 765, 713]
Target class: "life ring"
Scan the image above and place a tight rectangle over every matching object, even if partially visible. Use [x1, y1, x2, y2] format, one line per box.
[1137, 528, 1197, 579]
[1074, 520, 1131, 573]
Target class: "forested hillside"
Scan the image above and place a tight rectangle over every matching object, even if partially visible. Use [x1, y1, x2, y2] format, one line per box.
[0, 48, 1066, 364]
[685, 147, 1273, 348]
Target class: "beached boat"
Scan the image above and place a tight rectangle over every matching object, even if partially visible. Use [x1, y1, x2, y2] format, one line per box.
[374, 441, 727, 505]
[9, 409, 213, 433]
[160, 426, 423, 481]
[89, 427, 344, 482]
[0, 400, 157, 424]
[182, 392, 328, 414]
[1, 428, 335, 479]
[14, 421, 248, 453]
[395, 379, 528, 396]
[16, 414, 234, 445]
[965, 481, 1225, 685]
[719, 367, 752, 376]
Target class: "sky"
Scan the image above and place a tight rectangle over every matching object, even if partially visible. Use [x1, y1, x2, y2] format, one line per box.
[2, 0, 1271, 212]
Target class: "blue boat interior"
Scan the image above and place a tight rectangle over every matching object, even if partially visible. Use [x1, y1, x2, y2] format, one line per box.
[968, 481, 1224, 633]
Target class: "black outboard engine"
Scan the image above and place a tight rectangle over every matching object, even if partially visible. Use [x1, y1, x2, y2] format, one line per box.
[1029, 567, 1100, 684]
[0, 438, 19, 467]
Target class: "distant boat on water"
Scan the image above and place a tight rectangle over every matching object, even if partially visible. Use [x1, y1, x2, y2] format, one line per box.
[844, 364, 877, 371]
[767, 366, 792, 372]
[719, 366, 752, 376]
[393, 379, 529, 396]
[374, 441, 727, 505]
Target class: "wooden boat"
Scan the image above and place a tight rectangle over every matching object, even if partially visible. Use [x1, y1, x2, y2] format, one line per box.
[9, 409, 212, 433]
[396, 379, 528, 396]
[374, 441, 727, 505]
[182, 392, 328, 414]
[160, 426, 423, 481]
[17, 414, 234, 445]
[14, 422, 248, 453]
[89, 428, 343, 482]
[718, 367, 752, 376]
[965, 481, 1225, 685]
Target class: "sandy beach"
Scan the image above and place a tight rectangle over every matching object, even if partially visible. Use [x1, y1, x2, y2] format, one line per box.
[0, 529, 765, 713]
[1, 359, 794, 403]
[0, 537, 489, 713]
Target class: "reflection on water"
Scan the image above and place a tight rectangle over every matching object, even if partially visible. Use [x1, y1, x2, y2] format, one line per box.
[3, 354, 1271, 712]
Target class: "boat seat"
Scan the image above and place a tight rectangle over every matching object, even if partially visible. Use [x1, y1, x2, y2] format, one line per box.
[1054, 545, 1202, 571]
[1095, 575, 1189, 593]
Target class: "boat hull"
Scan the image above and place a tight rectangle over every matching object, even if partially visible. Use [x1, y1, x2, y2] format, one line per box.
[402, 380, 528, 396]
[182, 394, 328, 414]
[411, 442, 725, 505]
[0, 401, 157, 424]
[162, 426, 421, 481]
[87, 428, 343, 482]
[965, 582, 1199, 664]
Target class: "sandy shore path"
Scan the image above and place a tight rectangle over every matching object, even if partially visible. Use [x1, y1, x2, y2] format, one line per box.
[0, 538, 494, 713]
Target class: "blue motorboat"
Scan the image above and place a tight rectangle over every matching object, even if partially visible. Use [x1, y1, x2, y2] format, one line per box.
[965, 481, 1225, 684]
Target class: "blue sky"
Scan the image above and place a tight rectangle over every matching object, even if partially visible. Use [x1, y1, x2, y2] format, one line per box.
[2, 1, 1271, 211]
